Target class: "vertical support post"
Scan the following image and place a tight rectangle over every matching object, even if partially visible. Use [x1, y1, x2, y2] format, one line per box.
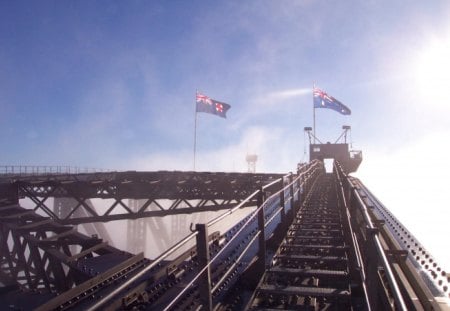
[193, 112, 198, 171]
[313, 107, 316, 144]
[0, 183, 19, 206]
[313, 83, 316, 144]
[11, 232, 33, 288]
[354, 191, 383, 311]
[257, 188, 266, 274]
[193, 90, 199, 171]
[289, 174, 295, 217]
[304, 166, 312, 197]
[0, 227, 14, 272]
[344, 176, 352, 205]
[195, 223, 212, 311]
[49, 256, 70, 291]
[28, 241, 51, 290]
[279, 178, 286, 225]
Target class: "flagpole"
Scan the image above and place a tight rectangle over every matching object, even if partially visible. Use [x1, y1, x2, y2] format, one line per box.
[313, 83, 316, 144]
[193, 90, 198, 171]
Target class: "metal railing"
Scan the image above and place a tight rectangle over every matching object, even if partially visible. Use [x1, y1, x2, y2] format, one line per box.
[87, 160, 322, 310]
[335, 161, 450, 310]
[0, 165, 109, 176]
[334, 162, 407, 310]
[348, 175, 450, 309]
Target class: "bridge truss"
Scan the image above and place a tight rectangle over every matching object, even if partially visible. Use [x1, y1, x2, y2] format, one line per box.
[0, 162, 449, 310]
[6, 171, 283, 224]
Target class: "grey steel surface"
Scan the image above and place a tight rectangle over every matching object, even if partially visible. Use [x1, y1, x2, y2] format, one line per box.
[1, 160, 449, 310]
[3, 171, 283, 224]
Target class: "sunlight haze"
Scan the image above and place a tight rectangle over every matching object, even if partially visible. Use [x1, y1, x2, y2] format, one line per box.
[1, 1, 449, 270]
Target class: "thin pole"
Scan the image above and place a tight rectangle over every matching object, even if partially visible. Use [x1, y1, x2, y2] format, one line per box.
[313, 83, 316, 144]
[193, 90, 198, 171]
[313, 107, 316, 144]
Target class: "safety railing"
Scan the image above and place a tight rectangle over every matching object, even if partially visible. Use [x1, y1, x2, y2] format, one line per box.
[335, 161, 450, 310]
[164, 160, 322, 310]
[335, 161, 407, 310]
[348, 175, 450, 310]
[87, 159, 323, 311]
[0, 165, 109, 176]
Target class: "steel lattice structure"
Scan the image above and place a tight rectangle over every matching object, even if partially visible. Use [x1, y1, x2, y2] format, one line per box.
[6, 171, 283, 224]
[1, 143, 449, 310]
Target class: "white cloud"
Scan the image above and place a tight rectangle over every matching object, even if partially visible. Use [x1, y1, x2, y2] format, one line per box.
[266, 88, 311, 102]
[125, 126, 302, 173]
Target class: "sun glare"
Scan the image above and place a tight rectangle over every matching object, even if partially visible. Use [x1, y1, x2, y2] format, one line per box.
[414, 33, 450, 109]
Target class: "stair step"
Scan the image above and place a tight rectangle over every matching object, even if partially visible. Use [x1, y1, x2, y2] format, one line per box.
[291, 223, 342, 229]
[288, 228, 342, 234]
[286, 235, 343, 241]
[258, 284, 350, 297]
[268, 267, 348, 278]
[294, 220, 341, 225]
[277, 254, 347, 262]
[283, 244, 349, 250]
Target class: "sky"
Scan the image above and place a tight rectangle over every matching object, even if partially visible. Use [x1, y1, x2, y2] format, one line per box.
[1, 1, 450, 269]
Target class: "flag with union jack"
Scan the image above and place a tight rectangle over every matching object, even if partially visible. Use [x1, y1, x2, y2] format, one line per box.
[313, 87, 351, 115]
[196, 93, 231, 118]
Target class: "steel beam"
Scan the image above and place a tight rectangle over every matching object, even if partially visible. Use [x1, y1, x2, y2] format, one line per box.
[7, 171, 282, 224]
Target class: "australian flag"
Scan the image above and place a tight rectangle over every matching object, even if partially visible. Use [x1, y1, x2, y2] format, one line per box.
[313, 88, 351, 115]
[196, 93, 231, 118]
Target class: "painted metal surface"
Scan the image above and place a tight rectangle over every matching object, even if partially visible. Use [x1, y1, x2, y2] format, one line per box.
[0, 160, 449, 310]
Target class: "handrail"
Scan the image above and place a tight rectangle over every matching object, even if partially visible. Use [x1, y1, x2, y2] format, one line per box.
[163, 161, 323, 310]
[164, 197, 269, 311]
[87, 230, 199, 311]
[88, 160, 323, 310]
[0, 165, 109, 176]
[262, 176, 284, 191]
[88, 182, 270, 310]
[351, 176, 450, 308]
[334, 162, 371, 311]
[335, 162, 407, 310]
[211, 231, 260, 293]
[206, 171, 287, 230]
[351, 182, 407, 310]
[206, 189, 261, 228]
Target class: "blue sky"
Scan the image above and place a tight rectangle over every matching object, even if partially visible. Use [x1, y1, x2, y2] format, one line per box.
[2, 1, 450, 267]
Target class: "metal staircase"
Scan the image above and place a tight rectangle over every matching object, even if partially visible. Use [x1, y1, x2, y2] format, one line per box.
[247, 173, 365, 310]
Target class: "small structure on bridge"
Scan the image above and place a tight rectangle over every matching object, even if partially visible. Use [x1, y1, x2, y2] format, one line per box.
[304, 125, 362, 173]
[246, 154, 258, 173]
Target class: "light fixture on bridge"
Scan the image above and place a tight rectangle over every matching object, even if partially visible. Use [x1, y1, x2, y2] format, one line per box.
[246, 154, 258, 173]
[335, 125, 352, 144]
[304, 127, 322, 145]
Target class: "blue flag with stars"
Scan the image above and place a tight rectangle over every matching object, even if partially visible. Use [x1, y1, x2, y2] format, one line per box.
[313, 88, 351, 115]
[196, 93, 231, 118]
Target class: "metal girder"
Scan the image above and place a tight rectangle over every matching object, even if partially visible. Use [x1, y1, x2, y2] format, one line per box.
[0, 204, 135, 300]
[12, 171, 283, 199]
[0, 183, 18, 206]
[5, 171, 282, 224]
[79, 162, 322, 310]
[54, 197, 114, 245]
[34, 253, 147, 311]
[36, 198, 252, 225]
